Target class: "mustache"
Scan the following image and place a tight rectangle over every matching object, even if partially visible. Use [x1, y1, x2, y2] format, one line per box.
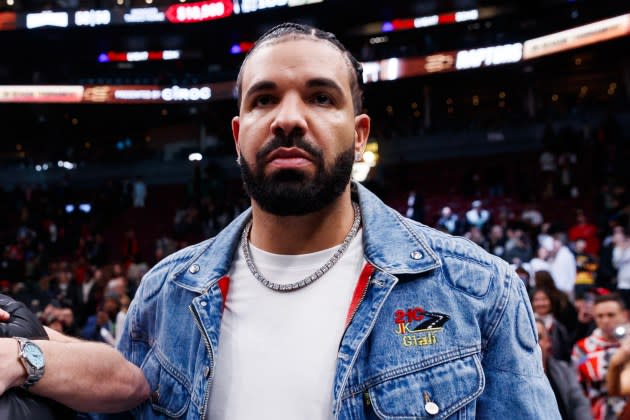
[256, 133, 323, 162]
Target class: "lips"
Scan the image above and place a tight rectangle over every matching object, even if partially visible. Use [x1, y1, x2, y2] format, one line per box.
[265, 147, 313, 169]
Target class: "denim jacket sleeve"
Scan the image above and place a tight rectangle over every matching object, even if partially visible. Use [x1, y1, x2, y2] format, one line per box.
[477, 267, 561, 418]
[116, 252, 183, 419]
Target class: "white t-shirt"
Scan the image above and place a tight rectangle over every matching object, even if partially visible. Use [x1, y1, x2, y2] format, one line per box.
[207, 230, 365, 420]
[549, 246, 577, 295]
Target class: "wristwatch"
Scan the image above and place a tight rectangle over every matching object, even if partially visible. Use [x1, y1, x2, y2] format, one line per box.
[14, 337, 45, 389]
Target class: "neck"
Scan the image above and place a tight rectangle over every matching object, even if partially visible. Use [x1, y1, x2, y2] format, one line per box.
[248, 188, 356, 254]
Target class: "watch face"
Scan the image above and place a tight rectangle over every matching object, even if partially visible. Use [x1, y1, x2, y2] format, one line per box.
[24, 342, 45, 370]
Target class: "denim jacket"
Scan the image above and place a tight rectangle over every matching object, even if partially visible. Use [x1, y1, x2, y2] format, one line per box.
[118, 183, 561, 419]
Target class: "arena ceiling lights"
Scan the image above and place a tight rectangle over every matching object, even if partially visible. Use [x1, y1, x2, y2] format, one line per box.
[360, 12, 630, 83]
[1, 12, 628, 103]
[350, 6, 506, 37]
[2, 0, 324, 31]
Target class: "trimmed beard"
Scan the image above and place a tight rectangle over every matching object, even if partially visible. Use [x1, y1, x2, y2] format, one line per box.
[240, 135, 354, 216]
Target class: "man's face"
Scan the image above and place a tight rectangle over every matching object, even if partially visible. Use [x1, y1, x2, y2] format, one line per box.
[232, 38, 370, 216]
[594, 300, 627, 339]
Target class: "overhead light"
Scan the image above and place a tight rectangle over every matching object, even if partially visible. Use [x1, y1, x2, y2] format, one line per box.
[188, 152, 203, 161]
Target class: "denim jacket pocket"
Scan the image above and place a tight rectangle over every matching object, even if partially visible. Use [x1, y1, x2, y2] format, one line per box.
[366, 353, 484, 420]
[141, 346, 192, 418]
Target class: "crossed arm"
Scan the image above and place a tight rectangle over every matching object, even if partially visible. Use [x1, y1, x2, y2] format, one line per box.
[0, 307, 149, 413]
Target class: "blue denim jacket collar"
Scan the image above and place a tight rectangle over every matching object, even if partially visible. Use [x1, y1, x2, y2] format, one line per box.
[168, 182, 441, 294]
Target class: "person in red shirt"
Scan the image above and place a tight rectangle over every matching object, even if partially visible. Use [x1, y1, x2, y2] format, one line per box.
[569, 210, 600, 256]
[572, 293, 627, 419]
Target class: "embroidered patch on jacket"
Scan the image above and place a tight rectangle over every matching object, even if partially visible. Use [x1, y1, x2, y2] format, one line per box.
[393, 307, 450, 347]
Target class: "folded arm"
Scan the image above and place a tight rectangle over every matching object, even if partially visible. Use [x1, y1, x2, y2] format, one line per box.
[0, 332, 149, 413]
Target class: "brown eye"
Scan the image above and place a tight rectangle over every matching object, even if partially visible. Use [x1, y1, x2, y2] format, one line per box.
[312, 94, 333, 105]
[253, 95, 274, 107]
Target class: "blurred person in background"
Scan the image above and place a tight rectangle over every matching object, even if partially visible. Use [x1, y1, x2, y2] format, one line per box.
[573, 289, 598, 344]
[80, 292, 120, 346]
[613, 226, 630, 309]
[569, 210, 600, 257]
[465, 199, 490, 232]
[504, 228, 533, 266]
[535, 270, 578, 335]
[436, 205, 460, 235]
[549, 233, 578, 298]
[572, 293, 628, 420]
[574, 238, 599, 300]
[132, 176, 147, 208]
[532, 288, 573, 362]
[536, 319, 593, 420]
[114, 294, 130, 347]
[485, 224, 507, 260]
[522, 202, 544, 229]
[529, 243, 553, 279]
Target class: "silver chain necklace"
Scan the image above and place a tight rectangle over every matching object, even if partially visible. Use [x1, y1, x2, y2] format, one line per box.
[240, 202, 361, 292]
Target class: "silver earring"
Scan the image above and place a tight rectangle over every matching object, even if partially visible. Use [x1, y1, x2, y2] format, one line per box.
[355, 151, 362, 162]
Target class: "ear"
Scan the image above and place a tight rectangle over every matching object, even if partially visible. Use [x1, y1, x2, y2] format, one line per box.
[232, 116, 241, 158]
[353, 113, 370, 156]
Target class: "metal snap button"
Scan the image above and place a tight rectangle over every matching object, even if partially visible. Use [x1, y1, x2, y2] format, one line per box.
[423, 391, 439, 415]
[410, 251, 423, 260]
[189, 264, 200, 274]
[425, 401, 439, 415]
[200, 301, 207, 307]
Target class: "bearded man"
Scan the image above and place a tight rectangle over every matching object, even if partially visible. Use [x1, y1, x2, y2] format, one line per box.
[0, 22, 561, 420]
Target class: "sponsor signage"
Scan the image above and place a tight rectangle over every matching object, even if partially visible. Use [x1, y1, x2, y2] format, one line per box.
[74, 9, 111, 27]
[287, 0, 323, 5]
[26, 11, 69, 29]
[165, 0, 233, 23]
[361, 52, 457, 83]
[123, 7, 165, 23]
[455, 43, 523, 70]
[380, 8, 481, 33]
[233, 0, 322, 14]
[523, 13, 630, 60]
[0, 85, 84, 102]
[111, 85, 211, 102]
[0, 84, 228, 103]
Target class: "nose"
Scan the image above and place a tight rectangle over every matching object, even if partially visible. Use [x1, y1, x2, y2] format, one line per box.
[270, 93, 307, 138]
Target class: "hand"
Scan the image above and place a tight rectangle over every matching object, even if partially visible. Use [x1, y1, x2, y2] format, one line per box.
[611, 335, 630, 368]
[0, 308, 9, 322]
[0, 337, 26, 396]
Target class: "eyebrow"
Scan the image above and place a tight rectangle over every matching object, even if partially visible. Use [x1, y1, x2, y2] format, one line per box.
[305, 77, 344, 96]
[243, 77, 345, 101]
[243, 80, 277, 101]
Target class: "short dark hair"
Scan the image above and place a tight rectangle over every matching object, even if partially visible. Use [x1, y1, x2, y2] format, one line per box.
[594, 292, 626, 309]
[235, 22, 364, 115]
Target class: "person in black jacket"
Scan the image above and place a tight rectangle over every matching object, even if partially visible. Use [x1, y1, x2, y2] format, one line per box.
[0, 296, 148, 414]
[0, 294, 74, 419]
